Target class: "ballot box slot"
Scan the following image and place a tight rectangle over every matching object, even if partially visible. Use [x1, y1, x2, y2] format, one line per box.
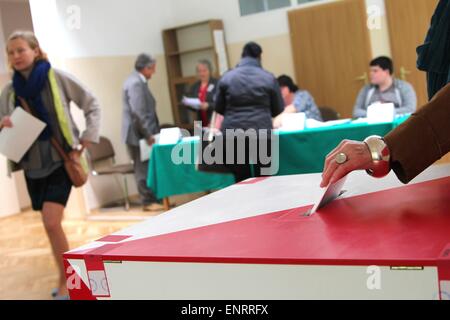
[104, 261, 123, 264]
[390, 266, 424, 271]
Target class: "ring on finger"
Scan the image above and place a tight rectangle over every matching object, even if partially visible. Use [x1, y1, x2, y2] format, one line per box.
[335, 152, 348, 165]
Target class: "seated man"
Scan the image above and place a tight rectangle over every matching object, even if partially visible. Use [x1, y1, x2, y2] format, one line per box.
[274, 75, 322, 128]
[353, 56, 417, 118]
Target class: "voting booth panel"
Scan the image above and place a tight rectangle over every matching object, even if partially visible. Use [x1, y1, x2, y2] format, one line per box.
[65, 165, 450, 300]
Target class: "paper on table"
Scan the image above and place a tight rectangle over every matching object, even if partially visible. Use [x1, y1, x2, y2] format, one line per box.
[0, 107, 46, 163]
[351, 118, 369, 124]
[139, 134, 160, 162]
[367, 102, 395, 124]
[182, 96, 201, 110]
[306, 118, 352, 129]
[159, 128, 182, 145]
[305, 176, 347, 216]
[280, 112, 306, 131]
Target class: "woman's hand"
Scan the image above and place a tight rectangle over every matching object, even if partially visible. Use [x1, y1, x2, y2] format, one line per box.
[284, 105, 297, 113]
[0, 116, 13, 129]
[320, 140, 374, 188]
[273, 114, 283, 129]
[273, 107, 296, 129]
[147, 136, 156, 146]
[200, 102, 209, 111]
[80, 140, 91, 150]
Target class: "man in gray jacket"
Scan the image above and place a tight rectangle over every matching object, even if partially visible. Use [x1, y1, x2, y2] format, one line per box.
[353, 56, 417, 118]
[122, 54, 161, 211]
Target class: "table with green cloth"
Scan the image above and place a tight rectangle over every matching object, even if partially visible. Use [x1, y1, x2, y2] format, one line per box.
[148, 118, 407, 200]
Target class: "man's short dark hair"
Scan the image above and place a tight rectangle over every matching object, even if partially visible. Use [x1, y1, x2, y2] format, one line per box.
[370, 56, 394, 75]
[242, 42, 263, 59]
[277, 75, 299, 93]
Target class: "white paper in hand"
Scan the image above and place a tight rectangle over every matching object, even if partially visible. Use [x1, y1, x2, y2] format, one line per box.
[139, 134, 160, 162]
[0, 108, 46, 163]
[306, 176, 347, 216]
[182, 96, 201, 110]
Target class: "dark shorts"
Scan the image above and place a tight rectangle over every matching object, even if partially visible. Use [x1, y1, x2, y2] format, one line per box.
[25, 166, 73, 211]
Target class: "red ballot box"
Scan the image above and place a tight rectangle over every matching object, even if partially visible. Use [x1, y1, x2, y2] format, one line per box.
[65, 165, 450, 300]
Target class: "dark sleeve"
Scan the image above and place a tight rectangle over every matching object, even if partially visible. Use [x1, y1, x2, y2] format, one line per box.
[205, 78, 218, 111]
[270, 78, 284, 117]
[214, 79, 227, 115]
[384, 83, 450, 184]
[188, 81, 200, 98]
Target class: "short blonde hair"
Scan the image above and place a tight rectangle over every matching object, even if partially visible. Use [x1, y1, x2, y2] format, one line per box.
[7, 30, 48, 62]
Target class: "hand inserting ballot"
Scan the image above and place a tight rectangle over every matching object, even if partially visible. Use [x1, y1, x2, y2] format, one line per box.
[320, 139, 374, 188]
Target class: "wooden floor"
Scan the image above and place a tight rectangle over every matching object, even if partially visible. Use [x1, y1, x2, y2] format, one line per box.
[0, 192, 205, 300]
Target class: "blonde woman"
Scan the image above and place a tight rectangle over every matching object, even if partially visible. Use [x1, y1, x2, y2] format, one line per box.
[0, 31, 101, 299]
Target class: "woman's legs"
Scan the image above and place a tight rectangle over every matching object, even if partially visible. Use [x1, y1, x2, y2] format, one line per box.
[41, 202, 69, 296]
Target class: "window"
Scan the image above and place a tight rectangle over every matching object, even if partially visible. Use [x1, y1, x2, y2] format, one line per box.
[239, 0, 321, 16]
[239, 0, 292, 16]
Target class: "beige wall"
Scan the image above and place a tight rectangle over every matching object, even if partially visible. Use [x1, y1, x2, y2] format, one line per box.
[227, 33, 296, 81]
[0, 1, 33, 41]
[0, 156, 21, 218]
[63, 54, 173, 162]
[61, 54, 173, 209]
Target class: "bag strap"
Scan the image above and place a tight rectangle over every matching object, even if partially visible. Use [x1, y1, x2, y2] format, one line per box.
[17, 96, 77, 162]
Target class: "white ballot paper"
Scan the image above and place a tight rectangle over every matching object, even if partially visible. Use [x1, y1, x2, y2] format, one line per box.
[0, 107, 46, 163]
[280, 112, 306, 131]
[159, 128, 182, 145]
[305, 176, 347, 216]
[139, 134, 160, 162]
[367, 102, 395, 124]
[306, 119, 352, 129]
[182, 96, 201, 110]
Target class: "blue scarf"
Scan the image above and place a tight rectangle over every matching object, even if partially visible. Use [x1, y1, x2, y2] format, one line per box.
[13, 60, 53, 140]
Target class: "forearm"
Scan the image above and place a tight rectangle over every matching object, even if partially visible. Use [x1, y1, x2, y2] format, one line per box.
[395, 105, 415, 116]
[353, 106, 367, 118]
[132, 114, 153, 139]
[397, 90, 417, 116]
[353, 88, 368, 118]
[384, 84, 450, 183]
[80, 99, 101, 143]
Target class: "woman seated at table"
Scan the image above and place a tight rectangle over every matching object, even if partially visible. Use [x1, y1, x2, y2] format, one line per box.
[273, 75, 322, 128]
[185, 60, 218, 127]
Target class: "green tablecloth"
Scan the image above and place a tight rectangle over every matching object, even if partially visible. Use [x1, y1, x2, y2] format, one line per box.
[148, 118, 407, 199]
[147, 139, 235, 199]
